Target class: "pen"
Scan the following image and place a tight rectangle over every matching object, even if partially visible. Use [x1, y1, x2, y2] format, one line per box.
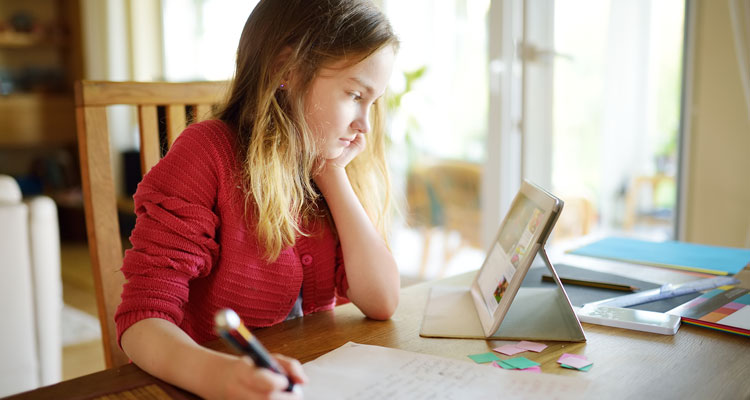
[541, 274, 638, 292]
[214, 308, 297, 392]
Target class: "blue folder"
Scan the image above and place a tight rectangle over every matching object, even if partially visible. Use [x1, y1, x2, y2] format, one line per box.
[569, 237, 750, 275]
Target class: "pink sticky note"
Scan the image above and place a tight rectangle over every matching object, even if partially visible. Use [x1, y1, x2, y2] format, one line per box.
[490, 361, 503, 369]
[558, 354, 592, 370]
[560, 357, 592, 370]
[493, 345, 525, 356]
[557, 353, 587, 363]
[516, 340, 547, 353]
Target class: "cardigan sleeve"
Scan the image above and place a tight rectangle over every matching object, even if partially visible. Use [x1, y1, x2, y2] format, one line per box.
[334, 241, 350, 301]
[114, 124, 225, 345]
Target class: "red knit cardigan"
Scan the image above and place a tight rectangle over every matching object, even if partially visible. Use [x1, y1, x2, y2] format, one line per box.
[114, 120, 349, 345]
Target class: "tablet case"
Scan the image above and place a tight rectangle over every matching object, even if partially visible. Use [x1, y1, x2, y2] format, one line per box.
[420, 248, 586, 342]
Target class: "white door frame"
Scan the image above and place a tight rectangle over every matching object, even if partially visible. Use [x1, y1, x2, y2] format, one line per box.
[520, 0, 555, 192]
[483, 0, 524, 249]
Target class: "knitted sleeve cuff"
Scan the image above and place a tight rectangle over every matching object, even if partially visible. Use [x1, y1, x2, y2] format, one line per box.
[334, 242, 350, 300]
[115, 308, 180, 350]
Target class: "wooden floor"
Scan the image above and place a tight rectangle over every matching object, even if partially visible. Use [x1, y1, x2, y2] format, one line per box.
[60, 242, 105, 380]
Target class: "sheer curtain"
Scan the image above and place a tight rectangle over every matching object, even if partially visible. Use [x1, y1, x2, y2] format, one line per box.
[730, 0, 750, 122]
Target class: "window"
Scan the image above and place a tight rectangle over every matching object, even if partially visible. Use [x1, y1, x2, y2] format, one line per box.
[524, 0, 685, 242]
[382, 0, 491, 280]
[162, 0, 258, 81]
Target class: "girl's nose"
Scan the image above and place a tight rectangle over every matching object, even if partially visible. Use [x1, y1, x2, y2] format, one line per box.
[351, 108, 370, 134]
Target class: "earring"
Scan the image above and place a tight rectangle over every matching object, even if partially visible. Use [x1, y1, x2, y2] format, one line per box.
[279, 83, 286, 89]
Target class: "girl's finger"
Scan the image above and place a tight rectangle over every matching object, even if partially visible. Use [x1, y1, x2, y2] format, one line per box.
[273, 353, 309, 384]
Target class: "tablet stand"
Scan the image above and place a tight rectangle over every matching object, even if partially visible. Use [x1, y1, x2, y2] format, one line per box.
[489, 247, 586, 341]
[419, 247, 586, 342]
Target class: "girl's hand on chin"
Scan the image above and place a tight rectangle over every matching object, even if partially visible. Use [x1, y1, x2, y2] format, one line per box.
[328, 133, 366, 170]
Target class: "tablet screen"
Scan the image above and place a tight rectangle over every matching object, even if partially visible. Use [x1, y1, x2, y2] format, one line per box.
[476, 193, 545, 315]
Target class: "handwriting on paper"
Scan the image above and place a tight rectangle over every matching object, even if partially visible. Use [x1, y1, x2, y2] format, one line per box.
[303, 342, 588, 399]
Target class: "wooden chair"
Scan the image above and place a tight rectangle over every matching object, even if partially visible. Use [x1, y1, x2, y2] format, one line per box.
[406, 160, 482, 278]
[551, 195, 597, 242]
[623, 174, 675, 230]
[74, 80, 228, 368]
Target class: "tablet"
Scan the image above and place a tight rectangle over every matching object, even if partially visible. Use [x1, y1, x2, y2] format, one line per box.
[420, 180, 585, 341]
[469, 181, 565, 337]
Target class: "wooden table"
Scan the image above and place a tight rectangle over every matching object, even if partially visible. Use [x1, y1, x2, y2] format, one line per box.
[7, 272, 750, 399]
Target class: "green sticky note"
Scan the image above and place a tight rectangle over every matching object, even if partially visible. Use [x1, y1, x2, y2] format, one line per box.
[503, 357, 540, 370]
[562, 363, 593, 372]
[468, 352, 501, 364]
[497, 360, 517, 369]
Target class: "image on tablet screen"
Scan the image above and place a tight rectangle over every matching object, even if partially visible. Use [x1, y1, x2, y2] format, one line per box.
[477, 194, 545, 314]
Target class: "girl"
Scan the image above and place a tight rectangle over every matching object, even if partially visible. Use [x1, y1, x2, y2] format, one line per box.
[115, 1, 400, 399]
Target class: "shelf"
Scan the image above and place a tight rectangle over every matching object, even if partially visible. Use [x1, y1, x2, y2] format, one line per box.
[0, 92, 77, 147]
[0, 0, 83, 150]
[0, 32, 66, 48]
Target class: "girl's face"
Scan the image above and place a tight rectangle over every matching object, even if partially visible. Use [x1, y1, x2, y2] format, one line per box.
[303, 46, 396, 160]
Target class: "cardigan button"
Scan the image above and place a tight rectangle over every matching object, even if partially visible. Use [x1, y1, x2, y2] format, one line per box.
[301, 254, 313, 266]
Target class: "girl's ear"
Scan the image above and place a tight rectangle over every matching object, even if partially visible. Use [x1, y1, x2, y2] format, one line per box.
[274, 46, 295, 88]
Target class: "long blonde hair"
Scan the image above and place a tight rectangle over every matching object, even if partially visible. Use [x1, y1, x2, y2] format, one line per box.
[216, 0, 398, 261]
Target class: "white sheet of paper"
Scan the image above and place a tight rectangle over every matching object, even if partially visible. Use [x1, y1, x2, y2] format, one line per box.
[302, 342, 589, 399]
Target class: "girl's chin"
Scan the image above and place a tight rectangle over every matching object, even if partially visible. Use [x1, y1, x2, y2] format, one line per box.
[323, 148, 345, 160]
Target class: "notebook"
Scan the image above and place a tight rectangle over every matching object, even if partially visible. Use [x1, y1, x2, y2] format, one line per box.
[569, 237, 750, 275]
[667, 286, 750, 337]
[420, 181, 586, 342]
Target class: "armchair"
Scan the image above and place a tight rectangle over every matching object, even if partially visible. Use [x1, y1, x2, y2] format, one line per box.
[0, 175, 62, 396]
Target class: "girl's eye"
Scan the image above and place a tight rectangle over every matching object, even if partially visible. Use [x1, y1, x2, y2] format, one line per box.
[349, 92, 363, 102]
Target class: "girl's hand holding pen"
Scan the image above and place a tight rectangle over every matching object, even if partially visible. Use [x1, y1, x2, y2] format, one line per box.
[216, 353, 306, 400]
[214, 309, 306, 399]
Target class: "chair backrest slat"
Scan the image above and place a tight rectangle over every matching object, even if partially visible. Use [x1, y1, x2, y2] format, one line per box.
[166, 105, 186, 147]
[75, 104, 127, 368]
[195, 104, 213, 123]
[74, 80, 227, 368]
[137, 105, 160, 177]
